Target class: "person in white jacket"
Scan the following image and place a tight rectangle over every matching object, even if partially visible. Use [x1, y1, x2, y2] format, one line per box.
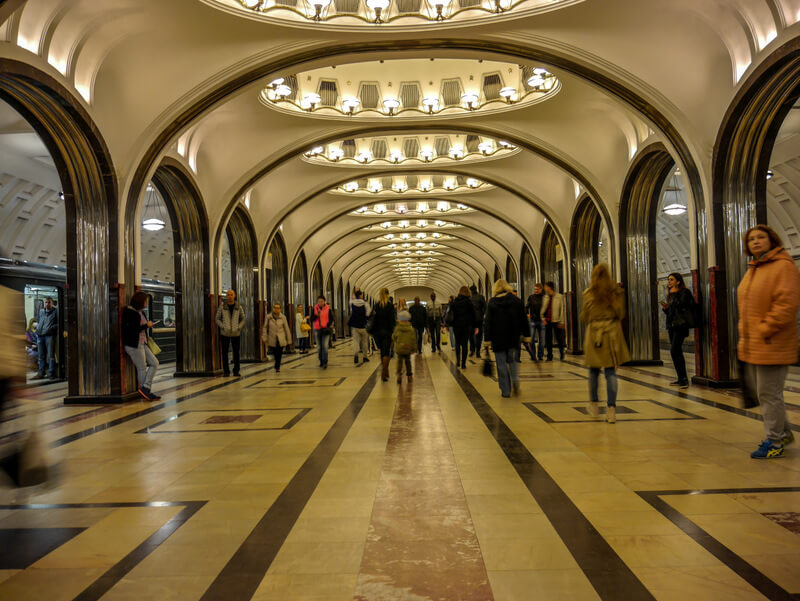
[215, 289, 246, 376]
[540, 281, 566, 361]
[262, 303, 292, 373]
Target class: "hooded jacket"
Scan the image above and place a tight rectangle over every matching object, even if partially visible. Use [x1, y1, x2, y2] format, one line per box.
[392, 319, 418, 355]
[737, 246, 800, 365]
[348, 298, 372, 329]
[483, 292, 531, 352]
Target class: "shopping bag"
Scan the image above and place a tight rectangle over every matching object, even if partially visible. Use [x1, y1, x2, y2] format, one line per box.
[481, 348, 495, 377]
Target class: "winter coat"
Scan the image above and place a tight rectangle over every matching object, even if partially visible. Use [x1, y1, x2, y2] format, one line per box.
[370, 302, 396, 337]
[392, 321, 418, 355]
[580, 288, 631, 368]
[450, 294, 477, 331]
[0, 285, 27, 381]
[471, 293, 487, 321]
[262, 312, 291, 348]
[216, 301, 245, 337]
[295, 314, 309, 339]
[526, 293, 544, 322]
[121, 306, 149, 349]
[36, 307, 58, 337]
[426, 301, 444, 325]
[737, 246, 800, 365]
[540, 293, 565, 324]
[483, 292, 531, 352]
[313, 304, 332, 330]
[663, 288, 696, 331]
[348, 298, 372, 328]
[409, 304, 427, 329]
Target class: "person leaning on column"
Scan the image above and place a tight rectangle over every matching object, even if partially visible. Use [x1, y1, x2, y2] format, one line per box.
[737, 224, 800, 459]
[216, 289, 245, 376]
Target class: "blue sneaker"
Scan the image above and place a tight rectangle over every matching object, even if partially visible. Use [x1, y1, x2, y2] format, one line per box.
[750, 440, 784, 459]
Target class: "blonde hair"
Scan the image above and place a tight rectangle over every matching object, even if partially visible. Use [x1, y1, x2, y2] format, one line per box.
[397, 298, 407, 309]
[492, 278, 513, 296]
[378, 287, 391, 307]
[587, 263, 616, 307]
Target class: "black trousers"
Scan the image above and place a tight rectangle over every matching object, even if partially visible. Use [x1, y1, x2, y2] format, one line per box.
[668, 327, 689, 382]
[414, 327, 424, 353]
[220, 335, 240, 375]
[470, 325, 484, 355]
[455, 327, 471, 366]
[428, 321, 441, 351]
[271, 345, 284, 371]
[545, 323, 565, 359]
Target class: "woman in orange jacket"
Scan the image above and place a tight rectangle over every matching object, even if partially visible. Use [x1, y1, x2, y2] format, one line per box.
[737, 225, 800, 459]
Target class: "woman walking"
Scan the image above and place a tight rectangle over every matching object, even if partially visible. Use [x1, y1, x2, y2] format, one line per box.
[370, 287, 397, 382]
[262, 303, 292, 373]
[483, 279, 531, 397]
[659, 272, 696, 389]
[450, 286, 478, 369]
[581, 264, 631, 423]
[312, 296, 332, 368]
[737, 225, 800, 459]
[122, 291, 160, 401]
[295, 307, 309, 354]
[392, 299, 417, 382]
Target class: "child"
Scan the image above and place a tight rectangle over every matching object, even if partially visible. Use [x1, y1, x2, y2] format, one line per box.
[391, 299, 417, 383]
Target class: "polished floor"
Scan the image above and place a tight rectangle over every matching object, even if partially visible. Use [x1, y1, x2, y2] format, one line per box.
[1, 342, 799, 601]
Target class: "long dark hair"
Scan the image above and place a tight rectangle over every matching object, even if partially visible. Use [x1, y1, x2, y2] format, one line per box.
[667, 272, 686, 299]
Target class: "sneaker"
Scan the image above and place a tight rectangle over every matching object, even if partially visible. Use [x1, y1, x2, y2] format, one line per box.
[678, 380, 689, 390]
[138, 387, 155, 401]
[148, 390, 162, 400]
[781, 432, 795, 446]
[669, 380, 681, 386]
[750, 439, 784, 459]
[31, 373, 46, 380]
[362, 357, 369, 363]
[354, 357, 359, 364]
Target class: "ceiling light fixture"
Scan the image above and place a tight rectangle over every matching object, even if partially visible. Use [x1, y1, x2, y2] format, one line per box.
[274, 83, 291, 98]
[309, 0, 331, 20]
[303, 92, 321, 110]
[365, 0, 390, 21]
[342, 97, 360, 114]
[383, 98, 400, 115]
[461, 92, 479, 110]
[344, 181, 359, 192]
[422, 96, 439, 113]
[449, 145, 465, 159]
[478, 141, 494, 154]
[328, 147, 344, 161]
[390, 149, 404, 163]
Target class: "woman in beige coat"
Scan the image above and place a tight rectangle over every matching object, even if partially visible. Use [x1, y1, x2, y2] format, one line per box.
[262, 303, 292, 373]
[737, 225, 800, 459]
[580, 264, 631, 423]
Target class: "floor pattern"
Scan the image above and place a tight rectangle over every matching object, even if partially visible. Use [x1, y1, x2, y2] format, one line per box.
[0, 344, 798, 601]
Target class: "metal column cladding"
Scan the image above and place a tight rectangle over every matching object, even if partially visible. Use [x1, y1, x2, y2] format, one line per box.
[227, 207, 259, 361]
[570, 196, 602, 354]
[539, 223, 560, 291]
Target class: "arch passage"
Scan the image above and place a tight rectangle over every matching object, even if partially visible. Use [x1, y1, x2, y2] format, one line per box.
[540, 224, 562, 291]
[712, 37, 800, 382]
[519, 244, 537, 301]
[619, 145, 673, 364]
[152, 161, 213, 376]
[293, 251, 309, 315]
[266, 233, 288, 310]
[0, 60, 119, 401]
[569, 195, 603, 354]
[225, 206, 260, 361]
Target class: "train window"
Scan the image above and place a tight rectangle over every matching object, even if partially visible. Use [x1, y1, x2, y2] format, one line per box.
[162, 295, 176, 328]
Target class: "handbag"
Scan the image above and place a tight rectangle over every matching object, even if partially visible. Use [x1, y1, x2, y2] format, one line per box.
[481, 347, 495, 377]
[300, 321, 311, 332]
[146, 336, 161, 355]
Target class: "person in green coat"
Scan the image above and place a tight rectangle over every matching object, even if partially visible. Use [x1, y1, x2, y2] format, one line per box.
[392, 299, 418, 383]
[580, 264, 631, 423]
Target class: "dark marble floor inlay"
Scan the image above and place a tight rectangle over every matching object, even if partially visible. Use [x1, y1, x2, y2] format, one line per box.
[201, 415, 261, 424]
[762, 512, 800, 536]
[0, 527, 86, 568]
[354, 355, 494, 601]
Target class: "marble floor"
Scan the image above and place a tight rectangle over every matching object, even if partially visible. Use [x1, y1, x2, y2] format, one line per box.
[0, 344, 799, 601]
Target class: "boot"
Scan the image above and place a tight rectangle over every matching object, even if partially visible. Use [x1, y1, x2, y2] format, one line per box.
[381, 357, 390, 382]
[588, 401, 600, 417]
[606, 406, 616, 423]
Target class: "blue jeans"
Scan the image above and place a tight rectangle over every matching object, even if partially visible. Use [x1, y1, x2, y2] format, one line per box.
[495, 349, 519, 397]
[530, 321, 544, 359]
[37, 335, 56, 377]
[589, 367, 618, 406]
[316, 330, 330, 365]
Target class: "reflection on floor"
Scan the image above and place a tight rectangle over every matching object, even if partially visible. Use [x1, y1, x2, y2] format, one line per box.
[0, 344, 798, 601]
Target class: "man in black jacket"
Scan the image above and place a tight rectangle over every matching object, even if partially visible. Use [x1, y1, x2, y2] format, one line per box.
[33, 297, 58, 380]
[483, 280, 531, 397]
[525, 283, 545, 361]
[409, 297, 427, 354]
[468, 285, 487, 357]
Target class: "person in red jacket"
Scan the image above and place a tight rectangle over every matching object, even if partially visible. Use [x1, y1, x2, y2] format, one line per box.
[737, 225, 800, 459]
[313, 295, 332, 368]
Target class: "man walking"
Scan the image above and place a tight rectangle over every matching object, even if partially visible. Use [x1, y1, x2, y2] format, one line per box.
[348, 290, 371, 364]
[33, 297, 58, 379]
[525, 283, 545, 361]
[409, 297, 427, 354]
[468, 284, 486, 357]
[216, 289, 245, 376]
[541, 281, 566, 361]
[426, 293, 443, 352]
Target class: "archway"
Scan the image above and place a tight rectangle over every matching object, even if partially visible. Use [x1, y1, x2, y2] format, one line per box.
[0, 60, 120, 402]
[505, 255, 518, 292]
[293, 251, 309, 319]
[712, 37, 800, 382]
[540, 223, 564, 293]
[266, 232, 288, 310]
[151, 160, 213, 376]
[519, 244, 537, 302]
[224, 206, 260, 361]
[619, 144, 674, 365]
[569, 194, 603, 353]
[312, 262, 323, 301]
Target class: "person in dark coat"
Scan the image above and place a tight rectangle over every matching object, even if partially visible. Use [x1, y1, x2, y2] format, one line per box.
[33, 297, 58, 379]
[659, 272, 696, 389]
[370, 287, 397, 382]
[409, 297, 428, 354]
[525, 284, 545, 360]
[469, 285, 487, 357]
[451, 287, 479, 369]
[122, 291, 160, 401]
[484, 279, 531, 397]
